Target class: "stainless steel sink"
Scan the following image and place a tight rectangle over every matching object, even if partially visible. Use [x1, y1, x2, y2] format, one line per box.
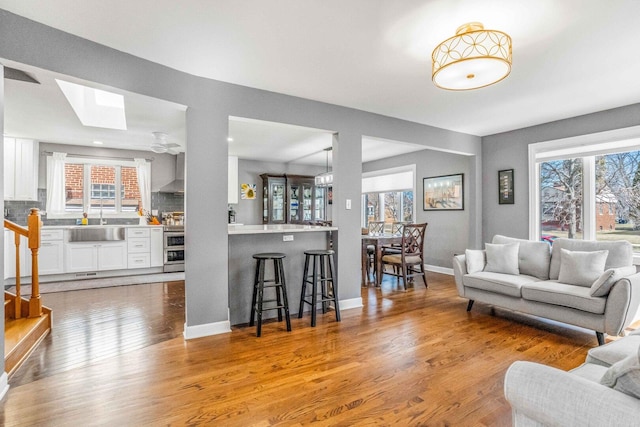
[68, 226, 125, 242]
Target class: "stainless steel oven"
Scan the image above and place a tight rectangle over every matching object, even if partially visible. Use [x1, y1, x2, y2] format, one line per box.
[163, 226, 185, 272]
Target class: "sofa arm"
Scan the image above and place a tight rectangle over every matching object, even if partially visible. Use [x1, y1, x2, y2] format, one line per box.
[505, 361, 640, 427]
[452, 254, 467, 297]
[604, 273, 640, 336]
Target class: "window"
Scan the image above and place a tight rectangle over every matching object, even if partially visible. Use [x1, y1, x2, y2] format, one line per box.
[362, 165, 415, 227]
[530, 126, 640, 255]
[49, 156, 148, 218]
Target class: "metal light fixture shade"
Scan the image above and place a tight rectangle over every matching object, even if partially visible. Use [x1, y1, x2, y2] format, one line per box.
[432, 22, 512, 91]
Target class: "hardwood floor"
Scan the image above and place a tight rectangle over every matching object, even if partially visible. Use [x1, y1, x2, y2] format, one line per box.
[1, 273, 598, 426]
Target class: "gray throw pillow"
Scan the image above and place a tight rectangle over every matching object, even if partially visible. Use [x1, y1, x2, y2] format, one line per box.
[558, 248, 608, 287]
[465, 249, 485, 274]
[590, 265, 637, 297]
[600, 346, 640, 399]
[484, 243, 519, 275]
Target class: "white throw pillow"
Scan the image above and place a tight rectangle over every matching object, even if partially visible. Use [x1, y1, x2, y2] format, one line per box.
[465, 249, 485, 274]
[558, 248, 609, 287]
[600, 346, 640, 399]
[484, 243, 520, 275]
[590, 265, 637, 297]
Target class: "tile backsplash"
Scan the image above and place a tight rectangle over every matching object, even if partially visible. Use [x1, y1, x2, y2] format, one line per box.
[4, 189, 184, 226]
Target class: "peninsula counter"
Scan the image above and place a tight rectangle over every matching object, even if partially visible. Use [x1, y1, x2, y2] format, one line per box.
[228, 224, 337, 326]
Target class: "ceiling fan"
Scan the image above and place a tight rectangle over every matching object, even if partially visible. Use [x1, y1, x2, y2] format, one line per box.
[150, 131, 180, 154]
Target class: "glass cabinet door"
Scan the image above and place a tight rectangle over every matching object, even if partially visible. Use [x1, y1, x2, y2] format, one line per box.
[315, 186, 325, 221]
[302, 184, 313, 222]
[289, 184, 300, 223]
[271, 182, 285, 222]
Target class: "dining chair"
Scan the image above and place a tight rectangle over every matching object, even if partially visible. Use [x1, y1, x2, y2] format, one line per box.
[380, 223, 428, 290]
[365, 221, 385, 279]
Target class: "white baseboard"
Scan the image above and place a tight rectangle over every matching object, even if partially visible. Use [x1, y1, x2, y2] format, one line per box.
[183, 320, 231, 340]
[425, 264, 454, 276]
[339, 297, 363, 310]
[0, 372, 9, 401]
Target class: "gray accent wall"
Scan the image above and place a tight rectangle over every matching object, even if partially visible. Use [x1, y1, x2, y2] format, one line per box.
[234, 159, 326, 225]
[0, 8, 480, 362]
[482, 103, 640, 244]
[363, 149, 476, 268]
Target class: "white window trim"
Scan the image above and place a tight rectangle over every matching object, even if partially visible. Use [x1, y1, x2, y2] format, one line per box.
[528, 125, 640, 263]
[47, 156, 142, 220]
[361, 164, 417, 225]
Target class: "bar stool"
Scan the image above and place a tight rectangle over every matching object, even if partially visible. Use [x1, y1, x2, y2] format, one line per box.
[298, 249, 340, 327]
[249, 252, 292, 337]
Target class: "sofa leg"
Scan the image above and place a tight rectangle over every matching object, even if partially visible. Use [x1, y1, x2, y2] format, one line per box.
[596, 332, 605, 346]
[466, 300, 474, 312]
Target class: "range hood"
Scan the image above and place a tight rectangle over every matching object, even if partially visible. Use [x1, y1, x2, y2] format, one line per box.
[158, 152, 184, 193]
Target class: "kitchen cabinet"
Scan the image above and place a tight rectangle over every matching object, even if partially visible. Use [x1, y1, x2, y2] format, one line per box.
[39, 228, 64, 275]
[150, 227, 164, 267]
[4, 137, 39, 201]
[262, 174, 326, 224]
[65, 241, 127, 272]
[4, 230, 31, 279]
[228, 156, 238, 204]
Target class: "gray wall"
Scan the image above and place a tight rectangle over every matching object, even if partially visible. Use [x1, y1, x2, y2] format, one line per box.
[0, 9, 480, 354]
[482, 103, 640, 243]
[235, 159, 325, 225]
[363, 149, 475, 268]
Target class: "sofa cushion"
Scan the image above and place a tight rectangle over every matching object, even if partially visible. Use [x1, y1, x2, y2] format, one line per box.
[465, 249, 485, 274]
[590, 266, 638, 297]
[549, 238, 633, 280]
[463, 272, 539, 298]
[587, 334, 640, 367]
[558, 248, 608, 287]
[600, 346, 640, 399]
[570, 362, 609, 382]
[521, 281, 607, 314]
[492, 235, 551, 280]
[484, 243, 520, 275]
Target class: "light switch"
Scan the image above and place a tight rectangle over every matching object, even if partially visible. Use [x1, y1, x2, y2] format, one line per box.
[346, 199, 352, 210]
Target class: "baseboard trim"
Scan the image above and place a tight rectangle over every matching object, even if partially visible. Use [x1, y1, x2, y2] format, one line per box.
[183, 320, 231, 340]
[425, 264, 454, 276]
[0, 372, 9, 401]
[339, 297, 363, 310]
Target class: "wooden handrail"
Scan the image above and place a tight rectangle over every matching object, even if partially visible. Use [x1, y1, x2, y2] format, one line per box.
[3, 208, 42, 319]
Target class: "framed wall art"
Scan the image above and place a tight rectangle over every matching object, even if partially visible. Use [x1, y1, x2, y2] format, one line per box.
[423, 173, 464, 211]
[498, 169, 514, 205]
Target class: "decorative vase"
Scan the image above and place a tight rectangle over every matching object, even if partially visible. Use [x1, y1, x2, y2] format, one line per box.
[139, 216, 147, 225]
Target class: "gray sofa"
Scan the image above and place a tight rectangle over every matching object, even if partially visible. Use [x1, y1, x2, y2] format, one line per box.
[505, 328, 640, 426]
[452, 235, 640, 344]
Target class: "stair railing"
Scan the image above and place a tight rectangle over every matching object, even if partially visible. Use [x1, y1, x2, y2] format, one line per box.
[4, 208, 42, 319]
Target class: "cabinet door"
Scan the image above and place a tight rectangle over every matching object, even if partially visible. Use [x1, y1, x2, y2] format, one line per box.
[39, 241, 65, 275]
[288, 183, 301, 223]
[314, 186, 326, 221]
[13, 139, 38, 201]
[302, 183, 313, 222]
[270, 181, 286, 223]
[149, 227, 164, 267]
[4, 138, 16, 200]
[98, 243, 128, 271]
[66, 244, 99, 272]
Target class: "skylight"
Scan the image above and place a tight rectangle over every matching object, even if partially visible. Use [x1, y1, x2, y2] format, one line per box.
[55, 79, 127, 130]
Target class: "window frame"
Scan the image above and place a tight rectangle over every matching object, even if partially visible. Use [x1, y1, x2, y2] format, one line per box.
[47, 156, 143, 219]
[361, 164, 416, 226]
[529, 125, 640, 262]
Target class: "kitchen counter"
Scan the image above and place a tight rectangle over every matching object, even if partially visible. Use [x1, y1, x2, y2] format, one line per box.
[228, 224, 337, 234]
[41, 224, 164, 229]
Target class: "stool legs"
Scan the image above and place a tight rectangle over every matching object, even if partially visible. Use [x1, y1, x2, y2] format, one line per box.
[250, 256, 291, 337]
[299, 251, 340, 327]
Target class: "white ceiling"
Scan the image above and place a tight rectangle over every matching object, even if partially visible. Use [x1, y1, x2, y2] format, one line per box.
[1, 0, 639, 138]
[2, 1, 639, 165]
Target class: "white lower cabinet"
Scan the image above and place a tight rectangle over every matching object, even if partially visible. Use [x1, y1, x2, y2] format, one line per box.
[4, 230, 31, 279]
[39, 241, 65, 275]
[150, 227, 163, 267]
[65, 242, 127, 273]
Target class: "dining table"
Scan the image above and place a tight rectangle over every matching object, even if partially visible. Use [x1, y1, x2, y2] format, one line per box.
[361, 233, 402, 286]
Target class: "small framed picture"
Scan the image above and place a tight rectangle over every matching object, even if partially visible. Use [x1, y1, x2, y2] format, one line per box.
[423, 173, 464, 211]
[498, 169, 514, 205]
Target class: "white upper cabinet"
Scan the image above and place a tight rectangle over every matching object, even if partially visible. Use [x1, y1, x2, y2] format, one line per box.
[228, 156, 238, 204]
[4, 137, 39, 201]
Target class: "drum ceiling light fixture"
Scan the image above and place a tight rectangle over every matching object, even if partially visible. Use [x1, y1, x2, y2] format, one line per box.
[432, 22, 512, 91]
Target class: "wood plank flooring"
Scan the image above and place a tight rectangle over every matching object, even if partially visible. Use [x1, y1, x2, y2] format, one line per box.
[1, 273, 599, 426]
